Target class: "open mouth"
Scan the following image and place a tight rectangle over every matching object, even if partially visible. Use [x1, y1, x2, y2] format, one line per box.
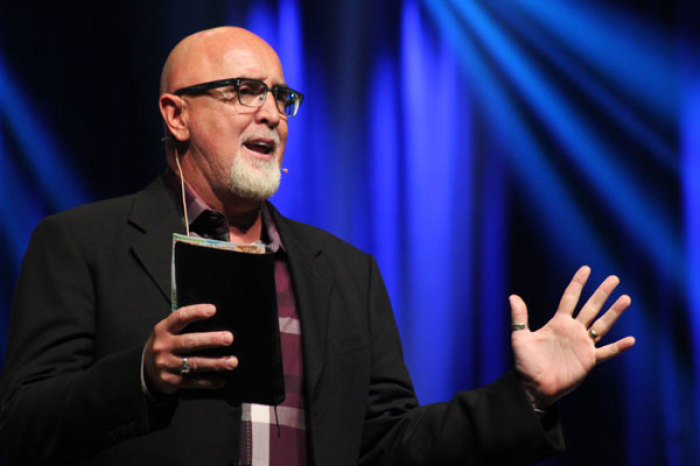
[243, 139, 275, 155]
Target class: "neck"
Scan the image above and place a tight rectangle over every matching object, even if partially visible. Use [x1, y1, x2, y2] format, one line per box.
[168, 152, 267, 243]
[196, 185, 266, 244]
[226, 204, 264, 244]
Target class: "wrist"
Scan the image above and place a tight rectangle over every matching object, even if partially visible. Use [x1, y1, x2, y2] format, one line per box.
[519, 379, 553, 412]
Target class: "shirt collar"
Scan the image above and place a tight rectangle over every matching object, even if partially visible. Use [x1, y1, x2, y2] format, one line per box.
[166, 168, 285, 253]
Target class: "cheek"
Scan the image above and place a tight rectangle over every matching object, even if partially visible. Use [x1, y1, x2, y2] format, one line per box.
[278, 122, 289, 146]
[188, 124, 241, 174]
[192, 115, 247, 155]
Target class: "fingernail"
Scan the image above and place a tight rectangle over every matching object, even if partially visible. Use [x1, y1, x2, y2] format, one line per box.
[230, 356, 238, 368]
[222, 332, 233, 345]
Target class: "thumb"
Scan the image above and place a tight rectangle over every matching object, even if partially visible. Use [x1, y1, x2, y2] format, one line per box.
[509, 294, 529, 329]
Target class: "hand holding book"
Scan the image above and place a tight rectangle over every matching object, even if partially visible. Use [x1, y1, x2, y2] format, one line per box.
[143, 303, 238, 395]
[141, 234, 285, 405]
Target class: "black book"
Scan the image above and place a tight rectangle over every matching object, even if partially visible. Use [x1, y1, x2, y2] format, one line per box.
[171, 234, 285, 405]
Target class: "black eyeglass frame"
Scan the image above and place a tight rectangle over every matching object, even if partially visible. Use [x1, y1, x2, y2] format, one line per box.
[172, 77, 304, 117]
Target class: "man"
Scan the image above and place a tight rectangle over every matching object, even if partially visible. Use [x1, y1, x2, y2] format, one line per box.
[0, 27, 635, 465]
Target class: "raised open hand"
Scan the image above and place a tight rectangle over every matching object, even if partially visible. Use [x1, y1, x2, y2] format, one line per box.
[509, 266, 636, 409]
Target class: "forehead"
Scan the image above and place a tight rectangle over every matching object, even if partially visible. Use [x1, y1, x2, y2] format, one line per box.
[165, 30, 286, 92]
[218, 46, 285, 84]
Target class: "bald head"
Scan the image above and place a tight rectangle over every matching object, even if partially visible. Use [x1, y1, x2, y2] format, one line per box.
[157, 26, 289, 213]
[160, 27, 283, 95]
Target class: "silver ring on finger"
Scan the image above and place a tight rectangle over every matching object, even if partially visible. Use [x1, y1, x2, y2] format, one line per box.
[511, 323, 528, 331]
[588, 328, 599, 341]
[180, 357, 192, 375]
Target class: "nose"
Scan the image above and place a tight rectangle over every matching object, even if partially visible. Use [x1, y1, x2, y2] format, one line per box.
[254, 92, 281, 129]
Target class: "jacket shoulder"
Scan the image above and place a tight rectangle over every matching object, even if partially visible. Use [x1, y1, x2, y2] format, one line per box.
[34, 175, 171, 238]
[44, 194, 136, 225]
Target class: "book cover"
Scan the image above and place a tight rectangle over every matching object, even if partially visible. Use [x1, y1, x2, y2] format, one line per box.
[171, 233, 285, 405]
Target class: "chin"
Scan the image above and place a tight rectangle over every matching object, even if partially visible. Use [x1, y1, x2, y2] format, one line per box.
[228, 156, 281, 201]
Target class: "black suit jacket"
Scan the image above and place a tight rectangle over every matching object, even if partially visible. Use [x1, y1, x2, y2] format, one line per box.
[0, 175, 563, 465]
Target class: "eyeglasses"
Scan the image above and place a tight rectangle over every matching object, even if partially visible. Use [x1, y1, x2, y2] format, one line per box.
[173, 77, 304, 117]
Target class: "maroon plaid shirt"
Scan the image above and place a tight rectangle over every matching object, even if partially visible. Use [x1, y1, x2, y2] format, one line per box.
[174, 173, 307, 465]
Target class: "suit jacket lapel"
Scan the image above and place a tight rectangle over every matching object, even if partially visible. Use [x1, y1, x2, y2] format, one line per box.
[269, 204, 334, 399]
[128, 175, 186, 302]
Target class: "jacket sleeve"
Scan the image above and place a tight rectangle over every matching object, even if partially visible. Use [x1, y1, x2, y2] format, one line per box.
[359, 256, 564, 465]
[0, 216, 175, 465]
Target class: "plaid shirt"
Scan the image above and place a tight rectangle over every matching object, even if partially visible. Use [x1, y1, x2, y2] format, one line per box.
[175, 174, 307, 465]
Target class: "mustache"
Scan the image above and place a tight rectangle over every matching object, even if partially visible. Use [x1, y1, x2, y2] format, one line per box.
[241, 131, 280, 146]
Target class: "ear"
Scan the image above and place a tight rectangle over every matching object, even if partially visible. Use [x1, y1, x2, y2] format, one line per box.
[159, 93, 190, 142]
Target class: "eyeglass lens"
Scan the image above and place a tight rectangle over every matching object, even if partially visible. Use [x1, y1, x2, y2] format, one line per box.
[237, 79, 301, 117]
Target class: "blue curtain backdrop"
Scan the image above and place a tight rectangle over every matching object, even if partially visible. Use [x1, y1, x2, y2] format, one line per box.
[0, 0, 696, 464]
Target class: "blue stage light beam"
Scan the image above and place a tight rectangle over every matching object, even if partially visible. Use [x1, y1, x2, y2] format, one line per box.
[268, 0, 309, 218]
[513, 0, 676, 123]
[484, 0, 676, 172]
[277, 0, 303, 89]
[450, 0, 682, 288]
[682, 55, 700, 466]
[369, 52, 404, 328]
[399, 0, 459, 402]
[0, 54, 88, 212]
[244, 2, 278, 50]
[0, 120, 23, 266]
[0, 136, 46, 267]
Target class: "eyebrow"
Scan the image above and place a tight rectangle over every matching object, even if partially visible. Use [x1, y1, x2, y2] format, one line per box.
[173, 77, 297, 97]
[237, 75, 288, 86]
[265, 80, 291, 89]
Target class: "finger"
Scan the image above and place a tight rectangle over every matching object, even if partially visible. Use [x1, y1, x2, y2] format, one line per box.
[595, 336, 636, 364]
[586, 295, 631, 342]
[509, 294, 529, 331]
[172, 330, 234, 354]
[166, 304, 217, 334]
[176, 355, 239, 374]
[161, 370, 228, 390]
[557, 266, 591, 316]
[576, 275, 620, 327]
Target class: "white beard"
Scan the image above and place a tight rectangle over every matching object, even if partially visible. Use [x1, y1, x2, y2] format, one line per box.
[228, 152, 281, 201]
